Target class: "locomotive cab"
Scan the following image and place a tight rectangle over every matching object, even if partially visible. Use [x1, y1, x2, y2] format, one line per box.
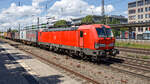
[94, 25, 119, 56]
[78, 24, 119, 57]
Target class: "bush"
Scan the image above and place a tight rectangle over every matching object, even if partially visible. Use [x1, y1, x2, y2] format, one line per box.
[54, 20, 68, 27]
[81, 15, 94, 24]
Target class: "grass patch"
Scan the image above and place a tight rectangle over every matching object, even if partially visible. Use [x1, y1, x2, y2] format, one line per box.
[127, 54, 150, 59]
[115, 42, 150, 49]
[127, 54, 134, 57]
[142, 56, 150, 59]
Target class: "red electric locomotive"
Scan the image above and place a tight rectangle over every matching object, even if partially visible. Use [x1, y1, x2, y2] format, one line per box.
[38, 24, 119, 60]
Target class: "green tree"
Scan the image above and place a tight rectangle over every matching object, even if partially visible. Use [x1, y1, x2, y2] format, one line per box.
[81, 15, 94, 24]
[120, 28, 128, 32]
[32, 25, 36, 29]
[11, 30, 18, 32]
[7, 28, 18, 33]
[107, 17, 121, 37]
[54, 20, 68, 27]
[96, 20, 105, 24]
[96, 16, 121, 25]
[41, 24, 46, 28]
[109, 19, 120, 24]
[112, 29, 120, 37]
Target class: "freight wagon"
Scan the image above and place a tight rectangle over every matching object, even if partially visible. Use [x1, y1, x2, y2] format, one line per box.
[4, 32, 7, 38]
[0, 33, 4, 37]
[20, 29, 27, 43]
[6, 32, 12, 39]
[14, 32, 20, 41]
[26, 29, 38, 44]
[11, 32, 15, 40]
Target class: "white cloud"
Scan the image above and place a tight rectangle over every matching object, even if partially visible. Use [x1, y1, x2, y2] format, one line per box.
[0, 0, 115, 30]
[32, 0, 45, 8]
[48, 0, 114, 20]
[0, 0, 45, 30]
[1, 3, 41, 19]
[122, 11, 128, 18]
[123, 11, 128, 15]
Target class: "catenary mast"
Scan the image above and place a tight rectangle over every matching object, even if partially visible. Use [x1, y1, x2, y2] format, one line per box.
[101, 0, 105, 16]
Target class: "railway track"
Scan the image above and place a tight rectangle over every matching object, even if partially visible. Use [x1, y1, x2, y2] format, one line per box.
[116, 56, 150, 66]
[2, 38, 150, 84]
[14, 44, 150, 82]
[116, 46, 150, 55]
[1, 39, 100, 84]
[107, 56, 150, 81]
[117, 46, 150, 51]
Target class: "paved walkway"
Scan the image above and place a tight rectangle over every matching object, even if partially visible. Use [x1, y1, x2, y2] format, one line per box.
[0, 41, 80, 84]
[0, 43, 31, 84]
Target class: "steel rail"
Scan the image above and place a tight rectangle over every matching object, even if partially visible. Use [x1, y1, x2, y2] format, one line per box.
[4, 39, 100, 84]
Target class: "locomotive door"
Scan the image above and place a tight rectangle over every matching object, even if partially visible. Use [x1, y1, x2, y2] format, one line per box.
[79, 31, 84, 48]
[39, 32, 42, 41]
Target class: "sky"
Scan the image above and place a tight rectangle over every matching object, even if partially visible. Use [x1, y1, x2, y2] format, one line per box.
[0, 0, 135, 31]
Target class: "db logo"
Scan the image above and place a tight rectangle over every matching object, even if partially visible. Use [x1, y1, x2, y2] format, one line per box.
[54, 36, 56, 40]
[84, 33, 87, 35]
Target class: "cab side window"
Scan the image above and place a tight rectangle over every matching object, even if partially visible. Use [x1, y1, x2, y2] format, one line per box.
[80, 31, 83, 37]
[40, 32, 42, 36]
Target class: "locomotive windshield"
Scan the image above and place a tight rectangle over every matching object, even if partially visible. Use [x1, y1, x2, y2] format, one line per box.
[96, 27, 113, 37]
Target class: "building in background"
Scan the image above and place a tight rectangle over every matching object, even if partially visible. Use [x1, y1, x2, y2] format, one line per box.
[128, 0, 150, 39]
[71, 15, 127, 25]
[109, 15, 128, 24]
[71, 17, 83, 25]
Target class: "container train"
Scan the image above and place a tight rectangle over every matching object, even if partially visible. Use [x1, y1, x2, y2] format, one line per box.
[1, 24, 119, 61]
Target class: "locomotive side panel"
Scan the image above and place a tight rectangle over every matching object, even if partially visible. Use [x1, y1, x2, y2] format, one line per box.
[58, 31, 78, 47]
[38, 32, 50, 44]
[38, 30, 79, 49]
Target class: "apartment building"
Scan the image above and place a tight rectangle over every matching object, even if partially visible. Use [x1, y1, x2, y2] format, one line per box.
[128, 0, 150, 39]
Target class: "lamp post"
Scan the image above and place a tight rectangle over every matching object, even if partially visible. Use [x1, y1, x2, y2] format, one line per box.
[32, 14, 35, 29]
[101, 0, 105, 16]
[90, 6, 94, 15]
[37, 17, 40, 29]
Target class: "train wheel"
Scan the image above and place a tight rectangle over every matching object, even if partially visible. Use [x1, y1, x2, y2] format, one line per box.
[49, 46, 53, 51]
[79, 52, 86, 59]
[91, 56, 100, 63]
[68, 51, 73, 57]
[91, 56, 96, 62]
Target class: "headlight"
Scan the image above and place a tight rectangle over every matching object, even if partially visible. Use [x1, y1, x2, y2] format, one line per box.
[99, 44, 106, 47]
[95, 43, 106, 48]
[95, 43, 99, 49]
[109, 43, 114, 47]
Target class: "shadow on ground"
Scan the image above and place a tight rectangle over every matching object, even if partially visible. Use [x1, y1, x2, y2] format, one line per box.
[0, 45, 64, 84]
